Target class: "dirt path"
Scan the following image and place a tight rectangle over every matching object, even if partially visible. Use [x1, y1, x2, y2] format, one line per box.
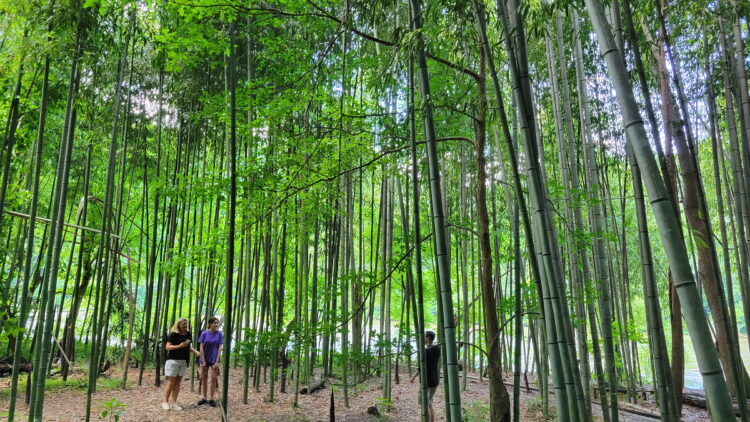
[1, 368, 712, 421]
[3, 367, 498, 421]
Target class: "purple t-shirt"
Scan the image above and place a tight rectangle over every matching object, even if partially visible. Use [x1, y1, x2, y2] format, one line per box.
[198, 330, 223, 365]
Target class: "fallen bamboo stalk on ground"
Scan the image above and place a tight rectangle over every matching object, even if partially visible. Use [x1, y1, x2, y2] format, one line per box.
[501, 380, 661, 420]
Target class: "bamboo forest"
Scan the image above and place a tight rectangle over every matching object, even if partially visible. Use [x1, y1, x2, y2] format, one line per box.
[3, 0, 750, 420]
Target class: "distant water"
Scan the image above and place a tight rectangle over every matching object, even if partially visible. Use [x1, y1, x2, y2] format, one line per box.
[682, 333, 750, 389]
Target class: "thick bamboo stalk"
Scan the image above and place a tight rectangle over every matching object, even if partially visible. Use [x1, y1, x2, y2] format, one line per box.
[582, 0, 736, 418]
[407, 0, 462, 419]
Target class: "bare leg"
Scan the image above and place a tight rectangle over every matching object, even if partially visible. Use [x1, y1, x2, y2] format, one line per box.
[209, 366, 219, 400]
[163, 377, 174, 404]
[201, 366, 209, 399]
[171, 376, 183, 403]
[429, 404, 435, 422]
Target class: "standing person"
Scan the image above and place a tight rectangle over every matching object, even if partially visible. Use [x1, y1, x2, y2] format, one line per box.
[411, 330, 440, 422]
[162, 318, 199, 410]
[197, 316, 223, 408]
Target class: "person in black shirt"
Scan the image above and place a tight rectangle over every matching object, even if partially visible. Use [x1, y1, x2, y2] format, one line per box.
[411, 330, 440, 422]
[162, 318, 200, 411]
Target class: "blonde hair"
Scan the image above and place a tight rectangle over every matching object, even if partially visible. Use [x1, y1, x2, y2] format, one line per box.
[170, 318, 189, 334]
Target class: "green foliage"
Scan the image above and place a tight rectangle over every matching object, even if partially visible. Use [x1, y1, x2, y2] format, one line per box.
[0, 0, 746, 417]
[375, 396, 393, 415]
[237, 328, 289, 365]
[525, 396, 547, 418]
[464, 400, 491, 421]
[373, 331, 395, 354]
[626, 321, 648, 345]
[349, 349, 377, 372]
[0, 311, 22, 340]
[98, 398, 126, 422]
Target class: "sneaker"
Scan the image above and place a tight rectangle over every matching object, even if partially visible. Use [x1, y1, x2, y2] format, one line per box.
[198, 398, 208, 406]
[161, 403, 170, 410]
[209, 400, 217, 408]
[171, 404, 183, 411]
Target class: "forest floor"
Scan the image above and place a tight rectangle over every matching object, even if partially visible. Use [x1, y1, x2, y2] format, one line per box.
[0, 366, 713, 421]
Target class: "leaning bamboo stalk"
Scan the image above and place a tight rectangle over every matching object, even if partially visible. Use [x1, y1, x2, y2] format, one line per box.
[4, 210, 126, 241]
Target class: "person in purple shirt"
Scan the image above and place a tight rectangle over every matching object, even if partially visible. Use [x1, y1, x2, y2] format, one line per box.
[197, 316, 223, 407]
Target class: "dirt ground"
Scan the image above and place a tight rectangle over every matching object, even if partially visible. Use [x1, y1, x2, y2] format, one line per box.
[1, 367, 712, 421]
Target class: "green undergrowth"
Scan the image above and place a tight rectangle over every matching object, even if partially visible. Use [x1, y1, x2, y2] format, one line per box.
[1, 337, 145, 367]
[0, 371, 134, 403]
[464, 400, 490, 421]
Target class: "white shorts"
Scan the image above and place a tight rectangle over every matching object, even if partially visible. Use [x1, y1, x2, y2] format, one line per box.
[165, 359, 187, 377]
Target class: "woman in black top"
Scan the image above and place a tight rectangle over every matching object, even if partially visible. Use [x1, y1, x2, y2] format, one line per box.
[162, 318, 200, 411]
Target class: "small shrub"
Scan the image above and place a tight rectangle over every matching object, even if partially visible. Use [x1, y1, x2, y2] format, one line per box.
[464, 400, 490, 421]
[375, 396, 393, 415]
[98, 397, 126, 422]
[527, 396, 544, 412]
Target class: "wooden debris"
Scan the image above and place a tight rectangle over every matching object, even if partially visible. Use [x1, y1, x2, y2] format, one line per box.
[299, 379, 327, 394]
